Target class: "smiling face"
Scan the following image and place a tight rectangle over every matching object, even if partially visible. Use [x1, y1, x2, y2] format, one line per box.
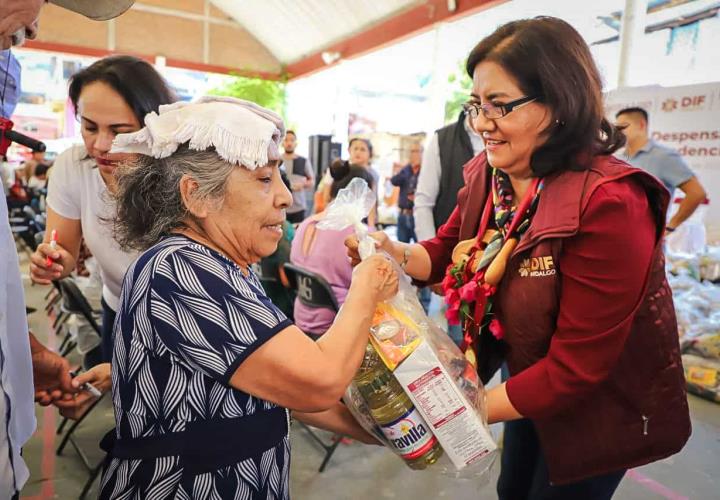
[198, 162, 292, 266]
[470, 61, 552, 179]
[77, 81, 141, 178]
[349, 140, 371, 167]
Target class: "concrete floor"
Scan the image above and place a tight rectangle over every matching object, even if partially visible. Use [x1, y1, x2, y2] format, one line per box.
[17, 248, 720, 500]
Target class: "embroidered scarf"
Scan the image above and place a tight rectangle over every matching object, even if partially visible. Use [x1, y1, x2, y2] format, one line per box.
[111, 96, 285, 169]
[442, 168, 544, 365]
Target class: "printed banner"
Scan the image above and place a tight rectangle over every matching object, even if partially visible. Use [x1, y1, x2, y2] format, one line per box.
[606, 82, 720, 243]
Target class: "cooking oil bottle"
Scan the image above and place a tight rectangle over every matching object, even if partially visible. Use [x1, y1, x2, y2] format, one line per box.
[354, 344, 443, 470]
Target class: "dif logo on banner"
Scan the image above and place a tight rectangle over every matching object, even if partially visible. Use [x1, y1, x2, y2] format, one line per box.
[662, 94, 710, 112]
[605, 81, 720, 242]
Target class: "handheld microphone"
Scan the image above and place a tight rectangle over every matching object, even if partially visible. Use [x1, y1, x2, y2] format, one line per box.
[0, 117, 47, 156]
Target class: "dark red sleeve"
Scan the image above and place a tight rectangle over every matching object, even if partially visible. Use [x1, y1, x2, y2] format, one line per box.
[417, 203, 462, 285]
[506, 177, 657, 419]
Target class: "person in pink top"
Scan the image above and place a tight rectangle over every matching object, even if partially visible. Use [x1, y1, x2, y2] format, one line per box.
[291, 160, 375, 335]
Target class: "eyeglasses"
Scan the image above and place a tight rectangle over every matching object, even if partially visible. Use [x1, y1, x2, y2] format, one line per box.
[463, 95, 540, 121]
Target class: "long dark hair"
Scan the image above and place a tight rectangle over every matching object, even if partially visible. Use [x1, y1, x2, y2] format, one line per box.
[329, 159, 375, 199]
[69, 55, 176, 126]
[466, 17, 625, 176]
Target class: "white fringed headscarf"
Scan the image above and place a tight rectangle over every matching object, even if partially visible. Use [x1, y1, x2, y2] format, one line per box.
[111, 96, 285, 169]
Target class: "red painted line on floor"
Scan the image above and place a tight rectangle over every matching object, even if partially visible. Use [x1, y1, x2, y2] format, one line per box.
[37, 405, 57, 499]
[38, 308, 59, 499]
[21, 309, 60, 499]
[627, 469, 689, 500]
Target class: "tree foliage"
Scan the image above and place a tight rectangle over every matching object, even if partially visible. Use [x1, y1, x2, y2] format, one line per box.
[209, 72, 287, 118]
[444, 61, 473, 124]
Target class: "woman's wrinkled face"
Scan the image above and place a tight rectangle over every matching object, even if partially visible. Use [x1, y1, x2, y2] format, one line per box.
[77, 81, 141, 177]
[470, 61, 551, 178]
[349, 140, 371, 167]
[203, 162, 292, 265]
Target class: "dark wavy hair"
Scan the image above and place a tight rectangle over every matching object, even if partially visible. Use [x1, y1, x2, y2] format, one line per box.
[329, 159, 375, 199]
[466, 17, 625, 175]
[69, 55, 176, 126]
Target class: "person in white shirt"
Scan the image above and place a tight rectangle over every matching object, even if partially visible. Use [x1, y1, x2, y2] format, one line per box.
[1, 186, 76, 498]
[29, 55, 176, 364]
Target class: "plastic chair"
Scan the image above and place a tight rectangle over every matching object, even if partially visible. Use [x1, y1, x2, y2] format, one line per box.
[282, 263, 345, 472]
[253, 262, 295, 322]
[283, 264, 339, 322]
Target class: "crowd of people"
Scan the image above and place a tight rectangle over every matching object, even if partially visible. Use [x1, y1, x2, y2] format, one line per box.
[0, 1, 707, 500]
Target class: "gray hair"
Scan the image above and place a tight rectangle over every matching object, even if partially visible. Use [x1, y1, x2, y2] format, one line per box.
[113, 145, 235, 251]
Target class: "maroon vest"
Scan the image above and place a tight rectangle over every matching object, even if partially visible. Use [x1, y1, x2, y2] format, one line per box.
[455, 154, 691, 483]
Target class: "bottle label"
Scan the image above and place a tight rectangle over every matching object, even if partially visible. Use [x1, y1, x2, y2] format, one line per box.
[379, 407, 437, 460]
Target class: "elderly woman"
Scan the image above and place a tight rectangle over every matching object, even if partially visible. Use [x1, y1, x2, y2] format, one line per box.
[62, 97, 397, 499]
[348, 17, 690, 500]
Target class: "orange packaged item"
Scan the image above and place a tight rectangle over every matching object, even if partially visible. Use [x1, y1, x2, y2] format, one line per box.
[369, 302, 423, 370]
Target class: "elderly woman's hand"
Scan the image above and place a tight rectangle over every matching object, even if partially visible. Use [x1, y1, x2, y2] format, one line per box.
[52, 363, 112, 420]
[345, 231, 396, 267]
[351, 254, 399, 302]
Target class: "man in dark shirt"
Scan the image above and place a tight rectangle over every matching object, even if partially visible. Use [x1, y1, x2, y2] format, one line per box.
[281, 130, 314, 224]
[391, 142, 422, 243]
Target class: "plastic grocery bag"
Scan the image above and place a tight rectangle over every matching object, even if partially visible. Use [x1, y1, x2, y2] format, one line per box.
[682, 354, 720, 403]
[319, 178, 497, 478]
[666, 203, 707, 256]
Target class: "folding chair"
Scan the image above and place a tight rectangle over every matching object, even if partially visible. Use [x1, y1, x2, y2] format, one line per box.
[53, 278, 107, 478]
[12, 205, 42, 251]
[282, 263, 345, 472]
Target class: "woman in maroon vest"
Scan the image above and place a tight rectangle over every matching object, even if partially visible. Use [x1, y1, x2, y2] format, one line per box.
[347, 16, 690, 500]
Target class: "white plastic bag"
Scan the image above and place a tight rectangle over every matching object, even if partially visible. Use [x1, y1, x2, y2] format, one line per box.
[320, 178, 497, 478]
[666, 203, 707, 255]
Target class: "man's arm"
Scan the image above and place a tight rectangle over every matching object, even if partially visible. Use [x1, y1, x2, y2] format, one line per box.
[390, 166, 409, 187]
[659, 151, 706, 231]
[30, 331, 76, 405]
[414, 133, 441, 242]
[668, 176, 707, 231]
[0, 0, 44, 49]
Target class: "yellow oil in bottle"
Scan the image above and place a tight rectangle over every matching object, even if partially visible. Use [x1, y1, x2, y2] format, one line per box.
[354, 344, 443, 470]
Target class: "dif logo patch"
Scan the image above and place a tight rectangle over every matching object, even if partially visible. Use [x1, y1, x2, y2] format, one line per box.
[518, 256, 556, 278]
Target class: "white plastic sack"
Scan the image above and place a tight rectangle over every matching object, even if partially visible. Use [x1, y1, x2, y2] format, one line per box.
[320, 178, 497, 478]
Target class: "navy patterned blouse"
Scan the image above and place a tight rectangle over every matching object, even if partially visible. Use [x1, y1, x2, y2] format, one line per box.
[100, 235, 293, 499]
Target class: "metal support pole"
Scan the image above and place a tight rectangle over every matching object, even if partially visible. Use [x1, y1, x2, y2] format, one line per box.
[424, 24, 450, 138]
[617, 0, 648, 88]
